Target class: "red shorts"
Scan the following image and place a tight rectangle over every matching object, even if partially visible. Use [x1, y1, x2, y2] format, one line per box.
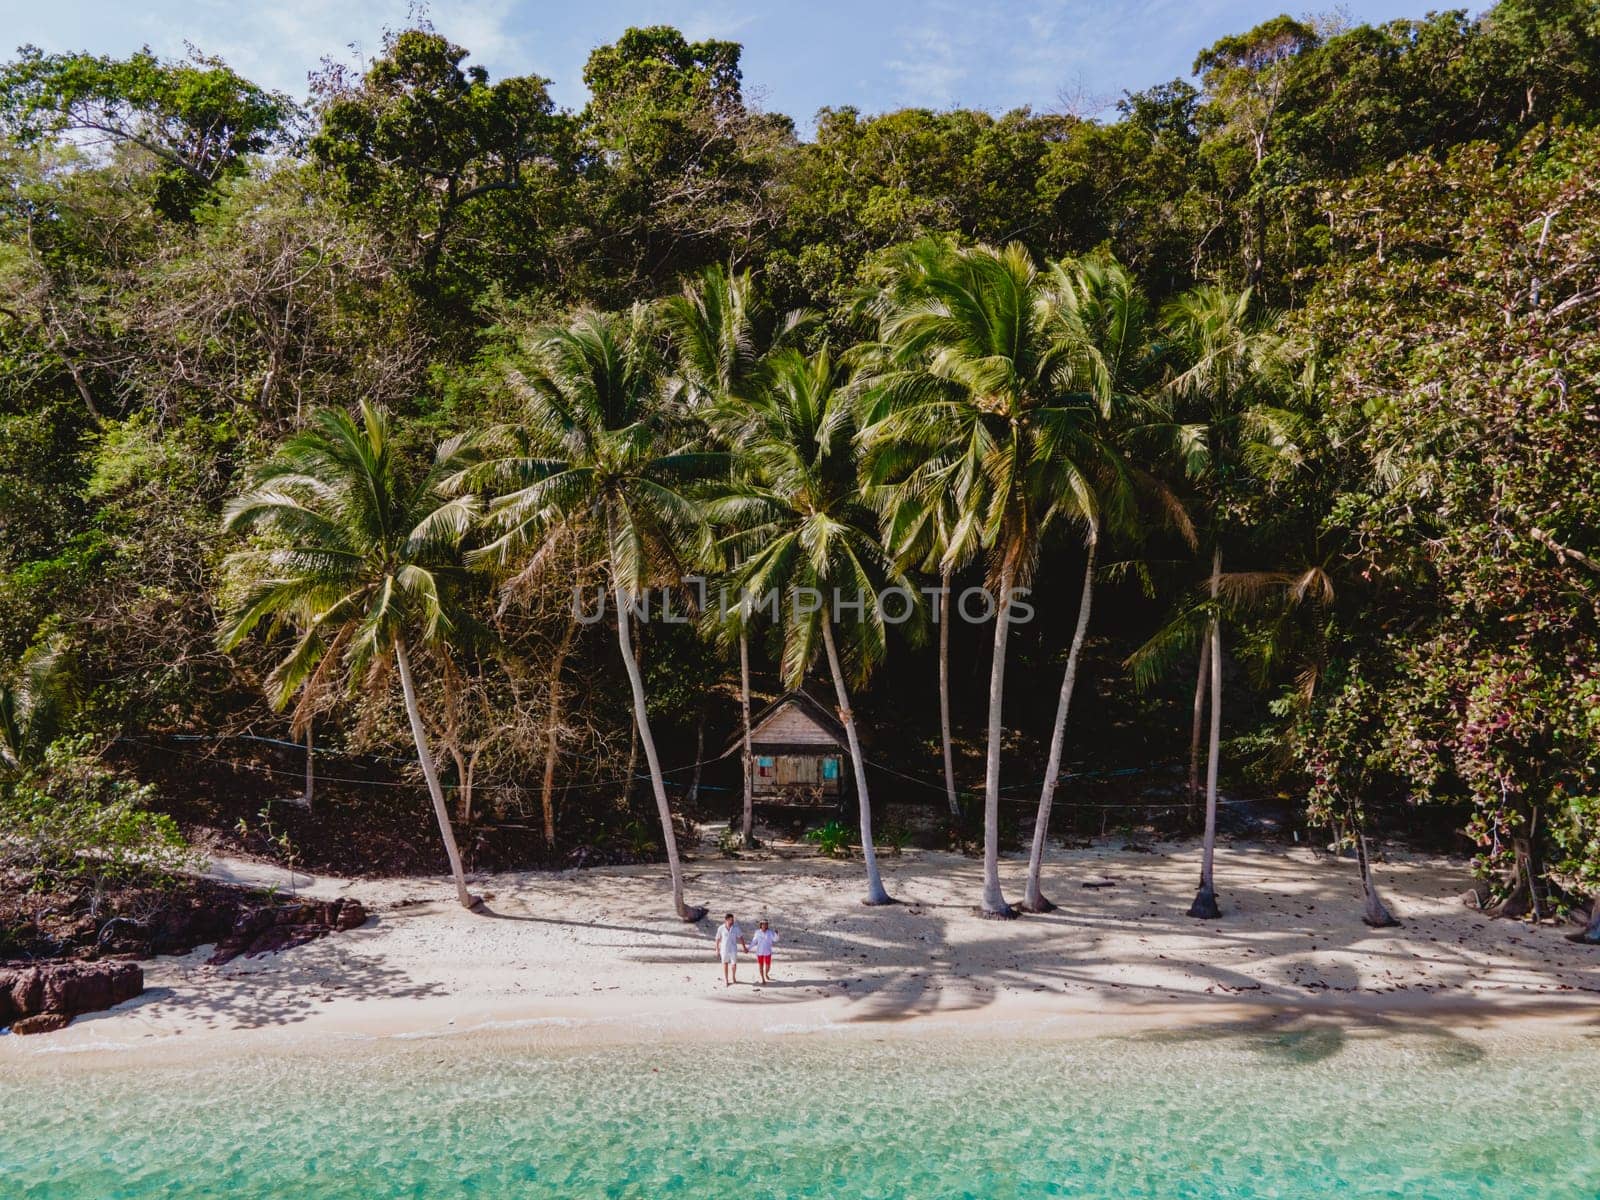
[757, 955, 772, 969]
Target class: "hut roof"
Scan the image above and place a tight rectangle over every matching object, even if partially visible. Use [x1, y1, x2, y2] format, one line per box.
[722, 689, 849, 758]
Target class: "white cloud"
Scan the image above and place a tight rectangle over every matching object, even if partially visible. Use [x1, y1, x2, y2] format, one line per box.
[93, 0, 529, 103]
[886, 0, 975, 109]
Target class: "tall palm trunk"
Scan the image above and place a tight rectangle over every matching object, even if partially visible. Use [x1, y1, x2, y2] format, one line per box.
[619, 623, 641, 809]
[622, 718, 639, 807]
[301, 721, 314, 814]
[687, 711, 705, 804]
[938, 566, 960, 817]
[394, 637, 474, 908]
[1189, 548, 1224, 920]
[1023, 530, 1098, 913]
[739, 628, 755, 848]
[820, 619, 894, 905]
[614, 583, 704, 922]
[980, 564, 1018, 917]
[1187, 636, 1210, 806]
[540, 612, 577, 847]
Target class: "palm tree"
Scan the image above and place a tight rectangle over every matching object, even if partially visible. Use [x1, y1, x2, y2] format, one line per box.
[711, 347, 903, 905]
[1019, 258, 1177, 913]
[661, 264, 812, 847]
[862, 240, 1114, 918]
[1147, 284, 1297, 919]
[0, 636, 74, 778]
[469, 307, 712, 922]
[217, 401, 481, 908]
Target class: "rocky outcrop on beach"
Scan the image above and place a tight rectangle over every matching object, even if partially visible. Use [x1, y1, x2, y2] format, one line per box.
[0, 961, 144, 1033]
[88, 893, 368, 965]
[207, 898, 367, 965]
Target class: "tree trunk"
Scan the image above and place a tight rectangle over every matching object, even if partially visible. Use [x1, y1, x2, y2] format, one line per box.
[614, 582, 704, 922]
[301, 721, 314, 814]
[450, 747, 473, 824]
[1188, 636, 1210, 807]
[1023, 531, 1098, 913]
[980, 564, 1018, 918]
[1189, 549, 1224, 920]
[1579, 897, 1600, 945]
[739, 628, 755, 848]
[938, 566, 960, 818]
[540, 611, 577, 847]
[687, 710, 705, 805]
[622, 729, 639, 809]
[57, 348, 101, 422]
[394, 638, 474, 909]
[1489, 836, 1542, 920]
[820, 619, 894, 905]
[459, 750, 478, 827]
[1355, 833, 1399, 928]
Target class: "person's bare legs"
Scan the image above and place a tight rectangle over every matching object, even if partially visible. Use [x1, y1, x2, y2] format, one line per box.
[722, 961, 732, 986]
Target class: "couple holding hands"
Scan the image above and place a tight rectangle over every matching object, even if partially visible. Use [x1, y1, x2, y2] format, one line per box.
[713, 913, 778, 986]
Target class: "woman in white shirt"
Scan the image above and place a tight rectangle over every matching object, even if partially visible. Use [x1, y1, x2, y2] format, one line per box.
[749, 919, 778, 984]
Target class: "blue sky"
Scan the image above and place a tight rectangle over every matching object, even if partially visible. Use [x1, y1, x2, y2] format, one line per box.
[3, 1, 1453, 131]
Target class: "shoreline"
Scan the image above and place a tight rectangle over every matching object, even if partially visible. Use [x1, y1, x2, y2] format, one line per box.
[5, 839, 1596, 1069]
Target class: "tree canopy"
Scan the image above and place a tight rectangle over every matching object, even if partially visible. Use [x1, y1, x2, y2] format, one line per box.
[3, 2, 1599, 923]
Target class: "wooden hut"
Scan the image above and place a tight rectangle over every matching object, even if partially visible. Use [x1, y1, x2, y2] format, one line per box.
[726, 690, 849, 804]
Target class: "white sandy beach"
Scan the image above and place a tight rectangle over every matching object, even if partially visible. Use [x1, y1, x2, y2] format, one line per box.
[6, 837, 1598, 1063]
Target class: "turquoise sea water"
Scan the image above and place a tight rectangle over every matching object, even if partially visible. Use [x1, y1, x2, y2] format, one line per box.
[4, 1023, 1598, 1198]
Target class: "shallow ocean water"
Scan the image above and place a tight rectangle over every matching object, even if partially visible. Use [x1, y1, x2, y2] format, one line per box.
[4, 1023, 1598, 1198]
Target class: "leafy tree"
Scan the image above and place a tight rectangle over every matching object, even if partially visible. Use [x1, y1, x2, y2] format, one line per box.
[772, 106, 1076, 312]
[2, 737, 194, 919]
[0, 46, 293, 220]
[217, 401, 482, 907]
[1192, 16, 1318, 291]
[1290, 126, 1600, 923]
[310, 28, 573, 298]
[578, 27, 792, 297]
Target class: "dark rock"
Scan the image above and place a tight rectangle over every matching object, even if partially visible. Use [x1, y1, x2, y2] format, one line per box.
[96, 916, 151, 957]
[12, 1012, 70, 1035]
[243, 926, 296, 957]
[208, 898, 367, 964]
[5, 969, 43, 1020]
[0, 961, 142, 1031]
[334, 900, 367, 931]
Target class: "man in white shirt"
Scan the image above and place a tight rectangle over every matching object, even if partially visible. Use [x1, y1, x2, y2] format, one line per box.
[714, 913, 747, 986]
